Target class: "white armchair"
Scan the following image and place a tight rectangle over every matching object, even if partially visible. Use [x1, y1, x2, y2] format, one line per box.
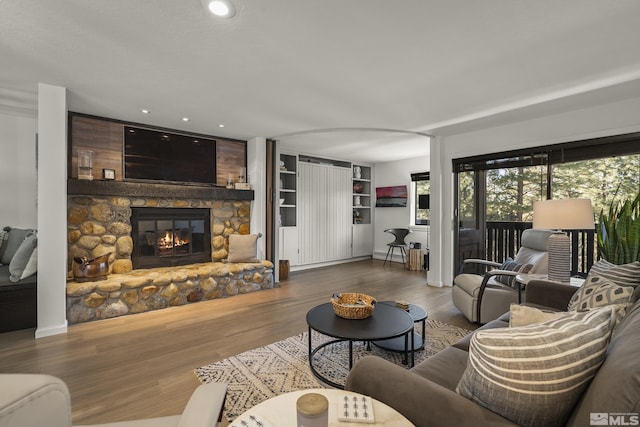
[0, 374, 227, 427]
[452, 228, 555, 324]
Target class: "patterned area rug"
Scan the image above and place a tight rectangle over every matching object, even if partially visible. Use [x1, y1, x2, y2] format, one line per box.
[194, 319, 470, 421]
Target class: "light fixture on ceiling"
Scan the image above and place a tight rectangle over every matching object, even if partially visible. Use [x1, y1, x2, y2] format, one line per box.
[201, 0, 236, 18]
[182, 117, 190, 122]
[218, 124, 225, 128]
[141, 109, 150, 114]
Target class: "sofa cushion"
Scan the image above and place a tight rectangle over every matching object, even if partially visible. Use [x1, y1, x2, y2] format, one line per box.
[0, 227, 34, 265]
[410, 346, 469, 391]
[456, 306, 615, 427]
[9, 232, 37, 282]
[227, 234, 259, 262]
[509, 303, 566, 327]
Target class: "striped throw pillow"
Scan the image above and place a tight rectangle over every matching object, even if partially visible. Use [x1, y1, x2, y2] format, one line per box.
[456, 306, 615, 427]
[494, 258, 533, 288]
[589, 260, 640, 302]
[589, 259, 640, 288]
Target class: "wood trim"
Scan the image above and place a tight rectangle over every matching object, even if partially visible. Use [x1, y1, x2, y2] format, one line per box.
[67, 179, 254, 201]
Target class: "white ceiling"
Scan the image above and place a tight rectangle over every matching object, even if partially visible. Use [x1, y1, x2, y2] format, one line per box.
[2, 0, 640, 163]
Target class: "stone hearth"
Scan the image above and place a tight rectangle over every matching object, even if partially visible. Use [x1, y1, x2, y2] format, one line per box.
[66, 261, 275, 323]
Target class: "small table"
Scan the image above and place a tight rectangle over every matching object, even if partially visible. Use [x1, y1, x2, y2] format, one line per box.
[373, 302, 428, 353]
[306, 302, 414, 389]
[231, 389, 415, 426]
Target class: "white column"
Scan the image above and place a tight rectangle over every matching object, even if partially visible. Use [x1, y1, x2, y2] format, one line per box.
[36, 83, 68, 338]
[247, 137, 266, 258]
[427, 135, 447, 287]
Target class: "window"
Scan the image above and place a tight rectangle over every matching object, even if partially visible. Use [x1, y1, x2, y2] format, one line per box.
[411, 172, 430, 225]
[452, 131, 640, 276]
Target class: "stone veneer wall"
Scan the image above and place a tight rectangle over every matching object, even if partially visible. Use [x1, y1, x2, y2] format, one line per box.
[66, 194, 274, 324]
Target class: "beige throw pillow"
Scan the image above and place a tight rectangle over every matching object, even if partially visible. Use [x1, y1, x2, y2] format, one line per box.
[509, 304, 567, 327]
[227, 234, 259, 263]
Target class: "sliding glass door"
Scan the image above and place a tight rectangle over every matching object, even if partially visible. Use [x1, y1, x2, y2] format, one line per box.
[453, 132, 640, 278]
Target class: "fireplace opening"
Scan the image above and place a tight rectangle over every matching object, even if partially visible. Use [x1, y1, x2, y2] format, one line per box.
[131, 207, 211, 269]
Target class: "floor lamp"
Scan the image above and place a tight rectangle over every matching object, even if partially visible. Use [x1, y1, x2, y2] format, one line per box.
[532, 199, 595, 283]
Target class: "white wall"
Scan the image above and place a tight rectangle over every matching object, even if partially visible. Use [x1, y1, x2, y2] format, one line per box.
[430, 95, 640, 289]
[373, 155, 430, 261]
[0, 112, 37, 228]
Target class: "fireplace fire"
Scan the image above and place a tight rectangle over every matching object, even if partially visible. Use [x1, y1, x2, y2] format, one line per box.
[131, 208, 211, 269]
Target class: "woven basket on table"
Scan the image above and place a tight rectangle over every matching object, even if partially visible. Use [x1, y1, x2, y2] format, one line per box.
[331, 293, 376, 319]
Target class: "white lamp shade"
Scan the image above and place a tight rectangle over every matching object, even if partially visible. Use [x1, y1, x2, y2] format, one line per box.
[533, 198, 595, 230]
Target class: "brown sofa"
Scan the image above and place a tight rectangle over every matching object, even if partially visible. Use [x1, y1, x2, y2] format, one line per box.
[346, 280, 640, 426]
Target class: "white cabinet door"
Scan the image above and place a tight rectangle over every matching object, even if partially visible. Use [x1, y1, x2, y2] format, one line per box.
[279, 226, 298, 266]
[298, 163, 351, 264]
[352, 224, 374, 257]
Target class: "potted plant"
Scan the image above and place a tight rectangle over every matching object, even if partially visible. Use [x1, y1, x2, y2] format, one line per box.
[597, 189, 640, 265]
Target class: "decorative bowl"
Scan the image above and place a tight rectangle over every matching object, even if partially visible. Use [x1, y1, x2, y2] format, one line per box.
[331, 292, 376, 319]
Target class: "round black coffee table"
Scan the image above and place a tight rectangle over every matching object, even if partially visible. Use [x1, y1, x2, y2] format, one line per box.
[373, 301, 428, 353]
[306, 302, 414, 389]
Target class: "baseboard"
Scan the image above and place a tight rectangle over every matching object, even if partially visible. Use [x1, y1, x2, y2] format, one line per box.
[35, 321, 68, 338]
[289, 256, 372, 273]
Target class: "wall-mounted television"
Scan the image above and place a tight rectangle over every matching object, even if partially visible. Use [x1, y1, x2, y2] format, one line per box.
[124, 126, 216, 185]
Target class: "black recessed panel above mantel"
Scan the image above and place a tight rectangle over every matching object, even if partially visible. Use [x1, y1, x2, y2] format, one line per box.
[67, 179, 254, 201]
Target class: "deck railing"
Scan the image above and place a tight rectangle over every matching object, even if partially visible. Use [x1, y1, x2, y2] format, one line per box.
[485, 221, 597, 277]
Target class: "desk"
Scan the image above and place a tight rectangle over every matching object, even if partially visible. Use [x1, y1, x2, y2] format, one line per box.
[231, 389, 415, 426]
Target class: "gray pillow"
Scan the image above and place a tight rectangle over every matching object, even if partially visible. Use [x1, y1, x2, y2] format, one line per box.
[0, 229, 8, 265]
[567, 274, 634, 324]
[9, 231, 37, 282]
[456, 306, 615, 427]
[0, 227, 34, 265]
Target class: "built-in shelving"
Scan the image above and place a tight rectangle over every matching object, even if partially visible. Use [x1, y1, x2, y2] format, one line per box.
[352, 164, 372, 224]
[279, 153, 297, 226]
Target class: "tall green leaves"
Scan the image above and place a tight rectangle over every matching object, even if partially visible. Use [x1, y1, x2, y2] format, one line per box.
[597, 190, 640, 265]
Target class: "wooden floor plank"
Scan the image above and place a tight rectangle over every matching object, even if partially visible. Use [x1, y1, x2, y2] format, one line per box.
[0, 259, 475, 424]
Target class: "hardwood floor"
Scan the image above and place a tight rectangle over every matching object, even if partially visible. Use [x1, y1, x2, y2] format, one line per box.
[0, 259, 475, 424]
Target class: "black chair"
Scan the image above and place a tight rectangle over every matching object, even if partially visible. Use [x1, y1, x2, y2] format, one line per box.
[383, 228, 411, 267]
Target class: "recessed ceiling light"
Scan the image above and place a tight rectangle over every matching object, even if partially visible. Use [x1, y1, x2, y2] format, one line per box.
[218, 124, 225, 128]
[202, 0, 236, 18]
[182, 117, 190, 122]
[141, 109, 150, 114]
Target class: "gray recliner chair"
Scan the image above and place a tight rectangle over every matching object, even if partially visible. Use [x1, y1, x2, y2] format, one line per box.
[452, 228, 554, 324]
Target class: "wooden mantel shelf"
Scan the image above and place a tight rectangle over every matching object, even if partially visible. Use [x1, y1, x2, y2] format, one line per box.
[67, 179, 254, 201]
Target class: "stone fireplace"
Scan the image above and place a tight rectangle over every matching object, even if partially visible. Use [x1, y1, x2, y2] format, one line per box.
[66, 180, 275, 324]
[130, 207, 211, 269]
